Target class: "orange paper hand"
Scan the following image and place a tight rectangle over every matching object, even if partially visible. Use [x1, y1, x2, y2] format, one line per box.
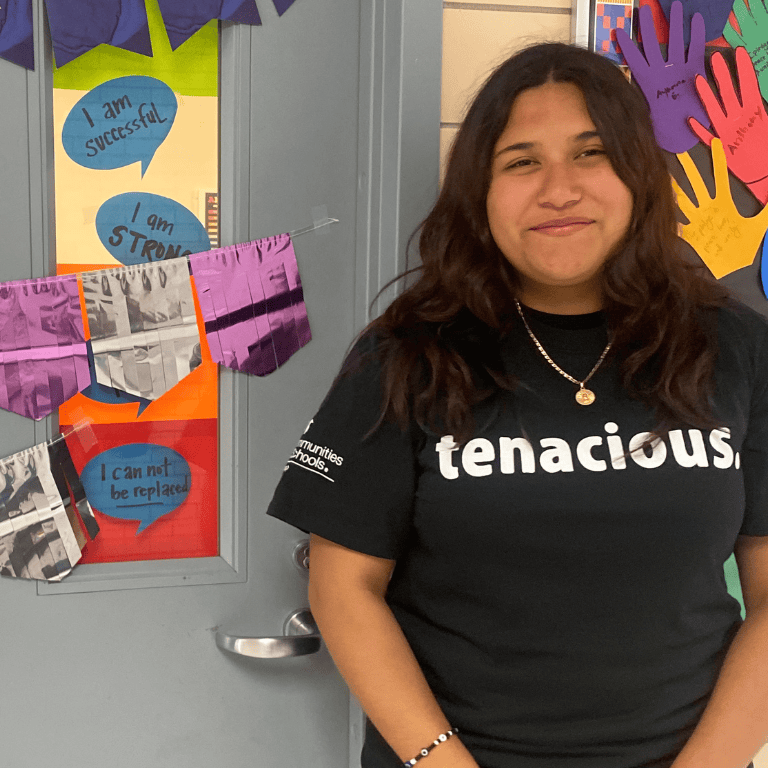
[673, 138, 768, 279]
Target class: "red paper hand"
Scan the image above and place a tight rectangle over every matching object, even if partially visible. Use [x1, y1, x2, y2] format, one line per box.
[689, 46, 768, 204]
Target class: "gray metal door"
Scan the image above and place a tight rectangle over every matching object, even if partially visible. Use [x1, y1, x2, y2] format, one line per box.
[0, 1, 441, 766]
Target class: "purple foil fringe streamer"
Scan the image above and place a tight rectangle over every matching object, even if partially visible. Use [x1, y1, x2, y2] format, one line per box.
[0, 0, 34, 70]
[189, 233, 311, 376]
[0, 231, 309, 418]
[157, 0, 262, 51]
[44, 0, 152, 68]
[82, 260, 201, 401]
[0, 275, 89, 421]
[0, 436, 98, 582]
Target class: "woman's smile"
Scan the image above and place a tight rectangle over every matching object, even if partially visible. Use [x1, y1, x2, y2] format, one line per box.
[529, 217, 595, 236]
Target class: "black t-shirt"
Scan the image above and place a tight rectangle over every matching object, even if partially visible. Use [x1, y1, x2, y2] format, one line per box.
[266, 302, 768, 768]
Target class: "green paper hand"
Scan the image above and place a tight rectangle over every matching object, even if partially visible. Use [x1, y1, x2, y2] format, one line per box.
[724, 0, 768, 101]
[689, 46, 768, 205]
[673, 138, 768, 279]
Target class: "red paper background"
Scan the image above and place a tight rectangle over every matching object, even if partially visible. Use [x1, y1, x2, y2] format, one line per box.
[63, 419, 218, 562]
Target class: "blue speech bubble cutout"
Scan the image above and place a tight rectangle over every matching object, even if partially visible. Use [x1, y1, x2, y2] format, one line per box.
[96, 192, 211, 265]
[81, 340, 151, 416]
[62, 76, 177, 177]
[81, 444, 191, 534]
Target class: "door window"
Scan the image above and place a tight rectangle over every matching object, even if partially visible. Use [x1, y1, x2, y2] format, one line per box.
[46, 7, 226, 590]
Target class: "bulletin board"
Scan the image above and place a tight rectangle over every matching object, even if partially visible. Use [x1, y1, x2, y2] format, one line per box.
[576, 0, 768, 615]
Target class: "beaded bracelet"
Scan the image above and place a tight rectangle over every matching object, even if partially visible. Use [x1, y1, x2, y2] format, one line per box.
[403, 728, 458, 767]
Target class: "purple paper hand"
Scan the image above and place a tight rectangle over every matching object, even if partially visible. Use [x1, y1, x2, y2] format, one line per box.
[615, 0, 710, 153]
[658, 0, 736, 45]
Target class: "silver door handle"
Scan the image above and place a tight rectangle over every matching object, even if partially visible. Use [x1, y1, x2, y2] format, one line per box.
[215, 609, 321, 658]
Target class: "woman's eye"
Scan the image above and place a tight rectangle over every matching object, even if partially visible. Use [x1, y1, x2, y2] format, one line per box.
[579, 147, 607, 159]
[505, 158, 535, 170]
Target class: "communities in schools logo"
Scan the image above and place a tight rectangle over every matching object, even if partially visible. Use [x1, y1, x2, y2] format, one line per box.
[286, 420, 344, 482]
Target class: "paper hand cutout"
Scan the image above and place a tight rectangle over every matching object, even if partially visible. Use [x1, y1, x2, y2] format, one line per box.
[615, 0, 710, 153]
[657, 0, 736, 45]
[724, 0, 768, 102]
[689, 47, 768, 205]
[673, 138, 768, 279]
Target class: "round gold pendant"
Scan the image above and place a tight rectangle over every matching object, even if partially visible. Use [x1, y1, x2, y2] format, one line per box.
[575, 388, 596, 406]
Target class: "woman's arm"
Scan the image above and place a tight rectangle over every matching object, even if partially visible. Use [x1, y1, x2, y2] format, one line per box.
[309, 534, 479, 768]
[670, 535, 768, 768]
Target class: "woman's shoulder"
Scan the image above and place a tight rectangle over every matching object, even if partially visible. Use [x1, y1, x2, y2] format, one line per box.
[341, 317, 450, 371]
[337, 327, 391, 380]
[336, 320, 444, 390]
[715, 298, 768, 345]
[713, 300, 768, 395]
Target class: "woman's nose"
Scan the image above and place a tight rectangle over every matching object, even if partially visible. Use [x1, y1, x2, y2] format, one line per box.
[537, 163, 581, 209]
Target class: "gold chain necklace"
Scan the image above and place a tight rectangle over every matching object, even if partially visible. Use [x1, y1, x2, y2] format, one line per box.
[514, 299, 611, 406]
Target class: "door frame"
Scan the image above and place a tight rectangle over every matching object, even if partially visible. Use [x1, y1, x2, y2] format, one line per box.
[351, 0, 443, 762]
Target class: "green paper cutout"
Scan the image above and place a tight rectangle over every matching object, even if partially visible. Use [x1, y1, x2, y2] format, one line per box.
[52, 0, 217, 97]
[724, 0, 768, 102]
[724, 553, 746, 620]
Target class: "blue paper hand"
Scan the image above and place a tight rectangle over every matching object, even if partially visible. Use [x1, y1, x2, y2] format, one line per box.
[615, 1, 710, 153]
[657, 0, 736, 45]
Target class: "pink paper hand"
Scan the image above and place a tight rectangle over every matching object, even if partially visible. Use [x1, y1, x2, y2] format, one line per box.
[689, 46, 768, 204]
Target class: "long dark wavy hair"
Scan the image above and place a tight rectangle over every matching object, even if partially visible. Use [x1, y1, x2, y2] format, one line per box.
[356, 42, 728, 443]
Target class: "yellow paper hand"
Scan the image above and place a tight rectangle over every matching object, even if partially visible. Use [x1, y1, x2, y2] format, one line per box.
[673, 138, 768, 279]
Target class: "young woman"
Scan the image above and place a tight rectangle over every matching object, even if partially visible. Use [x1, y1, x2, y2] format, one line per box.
[267, 43, 768, 768]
